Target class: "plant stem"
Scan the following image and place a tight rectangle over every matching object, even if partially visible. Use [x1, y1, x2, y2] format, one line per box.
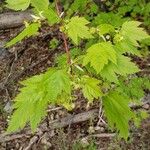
[55, 0, 71, 65]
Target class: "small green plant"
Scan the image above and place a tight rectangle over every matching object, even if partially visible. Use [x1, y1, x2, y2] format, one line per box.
[49, 38, 59, 50]
[5, 0, 150, 140]
[112, 0, 150, 27]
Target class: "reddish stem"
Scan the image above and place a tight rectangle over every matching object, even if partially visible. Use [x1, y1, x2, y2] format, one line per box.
[55, 0, 71, 65]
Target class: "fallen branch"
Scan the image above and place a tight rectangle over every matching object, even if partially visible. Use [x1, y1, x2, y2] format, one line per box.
[0, 11, 33, 30]
[50, 109, 98, 129]
[0, 109, 99, 143]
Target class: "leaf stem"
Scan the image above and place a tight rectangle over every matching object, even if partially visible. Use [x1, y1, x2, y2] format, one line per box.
[55, 0, 71, 65]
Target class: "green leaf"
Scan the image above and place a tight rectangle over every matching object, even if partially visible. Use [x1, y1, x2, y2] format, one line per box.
[100, 55, 139, 83]
[134, 110, 149, 127]
[46, 69, 71, 100]
[31, 0, 49, 11]
[103, 91, 134, 139]
[6, 0, 30, 11]
[141, 37, 150, 46]
[69, 0, 88, 12]
[65, 16, 93, 44]
[7, 68, 72, 132]
[6, 22, 41, 47]
[121, 21, 149, 46]
[115, 39, 141, 56]
[6, 0, 60, 24]
[21, 69, 71, 101]
[83, 42, 117, 73]
[100, 62, 119, 84]
[98, 24, 115, 35]
[31, 0, 60, 24]
[94, 12, 127, 27]
[111, 55, 139, 76]
[80, 76, 102, 102]
[43, 8, 60, 25]
[7, 72, 49, 132]
[55, 48, 81, 67]
[118, 77, 150, 101]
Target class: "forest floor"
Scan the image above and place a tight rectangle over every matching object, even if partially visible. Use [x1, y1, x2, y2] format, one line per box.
[0, 19, 150, 150]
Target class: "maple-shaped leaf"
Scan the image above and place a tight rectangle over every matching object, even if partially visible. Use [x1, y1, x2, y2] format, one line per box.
[109, 55, 139, 76]
[20, 69, 71, 102]
[83, 42, 117, 73]
[7, 72, 49, 132]
[6, 22, 41, 47]
[103, 91, 134, 139]
[7, 68, 71, 132]
[94, 12, 126, 27]
[6, 0, 30, 11]
[21, 69, 71, 103]
[45, 69, 71, 101]
[9, 96, 48, 132]
[115, 39, 141, 56]
[65, 16, 93, 44]
[80, 76, 102, 102]
[121, 21, 149, 46]
[100, 54, 139, 83]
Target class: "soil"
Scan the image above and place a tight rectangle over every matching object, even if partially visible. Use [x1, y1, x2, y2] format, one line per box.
[0, 22, 150, 150]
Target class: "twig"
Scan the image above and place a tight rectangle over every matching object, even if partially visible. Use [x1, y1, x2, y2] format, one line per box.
[47, 107, 62, 112]
[24, 136, 39, 150]
[88, 133, 116, 138]
[97, 100, 106, 126]
[3, 57, 16, 85]
[55, 0, 71, 64]
[61, 32, 71, 64]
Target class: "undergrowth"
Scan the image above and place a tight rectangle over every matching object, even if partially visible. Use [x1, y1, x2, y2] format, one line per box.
[4, 0, 150, 140]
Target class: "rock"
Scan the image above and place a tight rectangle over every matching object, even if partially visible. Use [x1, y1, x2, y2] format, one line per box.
[0, 11, 33, 30]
